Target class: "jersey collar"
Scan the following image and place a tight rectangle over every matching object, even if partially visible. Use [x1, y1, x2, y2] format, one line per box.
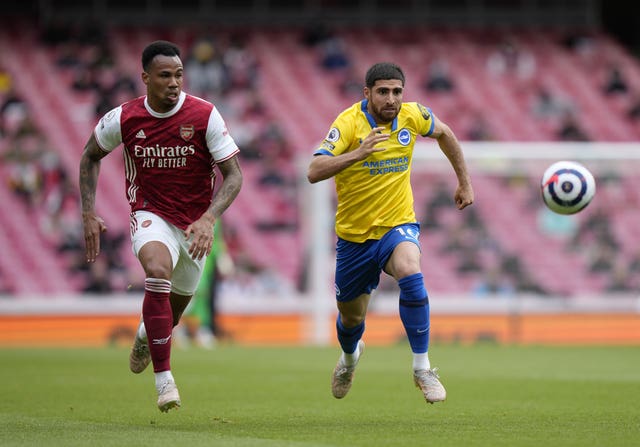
[361, 99, 398, 132]
[144, 91, 186, 118]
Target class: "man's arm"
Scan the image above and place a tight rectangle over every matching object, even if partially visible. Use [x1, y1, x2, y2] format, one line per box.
[185, 154, 243, 260]
[429, 118, 474, 210]
[209, 155, 243, 219]
[79, 133, 109, 262]
[307, 127, 389, 183]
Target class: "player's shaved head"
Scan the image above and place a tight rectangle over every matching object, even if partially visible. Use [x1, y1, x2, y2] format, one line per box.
[365, 62, 405, 88]
[142, 40, 181, 71]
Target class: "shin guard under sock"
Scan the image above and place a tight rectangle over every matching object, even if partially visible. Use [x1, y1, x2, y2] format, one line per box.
[142, 278, 173, 373]
[398, 273, 430, 354]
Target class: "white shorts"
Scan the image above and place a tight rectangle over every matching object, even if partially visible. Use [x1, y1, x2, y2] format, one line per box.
[130, 210, 206, 296]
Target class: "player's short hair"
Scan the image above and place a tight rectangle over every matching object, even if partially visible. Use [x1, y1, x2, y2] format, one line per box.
[365, 62, 405, 88]
[142, 41, 181, 72]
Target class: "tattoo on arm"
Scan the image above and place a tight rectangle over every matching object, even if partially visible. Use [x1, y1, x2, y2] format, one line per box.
[79, 136, 107, 213]
[209, 156, 243, 218]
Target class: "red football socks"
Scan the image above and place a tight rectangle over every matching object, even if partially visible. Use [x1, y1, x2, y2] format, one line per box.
[142, 278, 173, 373]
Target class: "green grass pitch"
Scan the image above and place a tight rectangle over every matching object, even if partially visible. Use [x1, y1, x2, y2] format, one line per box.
[1, 343, 639, 447]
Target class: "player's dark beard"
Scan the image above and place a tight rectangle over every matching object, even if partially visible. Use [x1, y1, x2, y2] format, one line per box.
[372, 105, 398, 124]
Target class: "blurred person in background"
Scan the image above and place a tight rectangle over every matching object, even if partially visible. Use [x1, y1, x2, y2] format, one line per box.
[307, 62, 474, 404]
[79, 40, 243, 412]
[185, 37, 229, 100]
[602, 64, 628, 95]
[423, 58, 455, 93]
[177, 219, 234, 347]
[486, 37, 536, 82]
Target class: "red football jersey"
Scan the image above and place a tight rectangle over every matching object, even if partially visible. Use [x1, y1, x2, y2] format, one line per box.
[94, 92, 239, 229]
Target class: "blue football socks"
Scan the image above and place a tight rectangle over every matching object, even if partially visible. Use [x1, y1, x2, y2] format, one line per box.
[336, 315, 365, 355]
[398, 273, 430, 354]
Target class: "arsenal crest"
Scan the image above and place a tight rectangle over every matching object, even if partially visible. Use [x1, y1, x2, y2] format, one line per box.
[180, 124, 195, 141]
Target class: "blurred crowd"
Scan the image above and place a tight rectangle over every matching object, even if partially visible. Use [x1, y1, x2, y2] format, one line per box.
[413, 171, 640, 298]
[1, 22, 300, 295]
[1, 22, 639, 298]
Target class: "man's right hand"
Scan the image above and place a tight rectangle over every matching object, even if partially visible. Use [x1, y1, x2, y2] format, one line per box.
[82, 212, 107, 263]
[355, 126, 389, 160]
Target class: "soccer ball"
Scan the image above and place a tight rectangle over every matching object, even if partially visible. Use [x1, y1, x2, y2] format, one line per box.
[541, 161, 596, 215]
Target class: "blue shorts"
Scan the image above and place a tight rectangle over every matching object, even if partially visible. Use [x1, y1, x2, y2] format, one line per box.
[334, 223, 421, 302]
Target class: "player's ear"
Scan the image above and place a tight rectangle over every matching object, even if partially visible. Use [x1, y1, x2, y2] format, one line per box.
[141, 71, 149, 86]
[363, 86, 370, 99]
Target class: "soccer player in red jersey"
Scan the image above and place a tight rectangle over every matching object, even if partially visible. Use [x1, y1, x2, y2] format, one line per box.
[79, 40, 243, 412]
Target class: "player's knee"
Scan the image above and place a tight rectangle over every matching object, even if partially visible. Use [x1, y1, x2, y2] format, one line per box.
[387, 243, 421, 279]
[337, 295, 369, 327]
[143, 262, 172, 280]
[340, 312, 365, 328]
[387, 255, 421, 280]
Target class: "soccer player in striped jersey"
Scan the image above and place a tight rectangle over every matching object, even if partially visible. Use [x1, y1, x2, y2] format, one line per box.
[79, 40, 243, 412]
[308, 62, 474, 404]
